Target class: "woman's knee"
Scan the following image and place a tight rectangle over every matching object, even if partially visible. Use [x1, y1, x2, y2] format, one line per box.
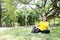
[42, 30, 50, 33]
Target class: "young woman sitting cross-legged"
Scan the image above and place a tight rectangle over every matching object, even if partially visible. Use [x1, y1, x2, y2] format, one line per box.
[31, 16, 50, 34]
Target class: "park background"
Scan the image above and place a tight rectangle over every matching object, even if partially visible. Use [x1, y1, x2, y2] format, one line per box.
[0, 0, 60, 40]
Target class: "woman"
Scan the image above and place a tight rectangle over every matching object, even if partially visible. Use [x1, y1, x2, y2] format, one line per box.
[31, 16, 50, 33]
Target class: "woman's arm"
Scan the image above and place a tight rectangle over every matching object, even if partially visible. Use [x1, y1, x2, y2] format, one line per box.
[35, 23, 39, 28]
[46, 22, 50, 30]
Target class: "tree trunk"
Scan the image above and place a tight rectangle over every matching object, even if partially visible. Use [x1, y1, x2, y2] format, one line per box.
[0, 2, 2, 27]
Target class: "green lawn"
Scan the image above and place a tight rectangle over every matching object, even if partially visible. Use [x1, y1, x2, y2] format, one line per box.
[0, 27, 60, 40]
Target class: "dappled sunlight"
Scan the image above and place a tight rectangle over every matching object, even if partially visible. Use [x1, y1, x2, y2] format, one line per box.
[0, 27, 60, 40]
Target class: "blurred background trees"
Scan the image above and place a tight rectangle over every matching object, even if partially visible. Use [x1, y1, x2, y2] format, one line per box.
[0, 0, 60, 27]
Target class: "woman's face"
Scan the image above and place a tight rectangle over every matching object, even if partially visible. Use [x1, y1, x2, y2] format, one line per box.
[43, 16, 47, 21]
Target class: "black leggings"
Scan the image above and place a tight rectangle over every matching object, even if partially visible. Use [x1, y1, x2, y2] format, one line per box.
[31, 27, 50, 34]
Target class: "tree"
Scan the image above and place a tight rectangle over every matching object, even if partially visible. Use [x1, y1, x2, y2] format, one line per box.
[46, 0, 60, 19]
[2, 0, 16, 26]
[27, 0, 60, 20]
[0, 0, 2, 27]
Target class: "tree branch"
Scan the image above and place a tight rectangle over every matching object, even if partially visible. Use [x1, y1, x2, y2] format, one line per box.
[28, 5, 42, 16]
[43, 0, 47, 7]
[29, 3, 42, 8]
[45, 8, 54, 16]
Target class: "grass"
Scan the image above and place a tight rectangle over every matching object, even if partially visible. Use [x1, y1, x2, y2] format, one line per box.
[0, 26, 60, 40]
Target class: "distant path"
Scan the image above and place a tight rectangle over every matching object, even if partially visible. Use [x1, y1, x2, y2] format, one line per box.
[0, 27, 24, 32]
[0, 27, 12, 32]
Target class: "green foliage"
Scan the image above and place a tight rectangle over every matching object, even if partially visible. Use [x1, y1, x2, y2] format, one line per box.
[27, 10, 40, 25]
[2, 0, 16, 26]
[17, 10, 25, 26]
[17, 10, 40, 25]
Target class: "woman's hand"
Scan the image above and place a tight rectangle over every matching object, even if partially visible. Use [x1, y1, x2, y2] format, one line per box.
[35, 23, 39, 28]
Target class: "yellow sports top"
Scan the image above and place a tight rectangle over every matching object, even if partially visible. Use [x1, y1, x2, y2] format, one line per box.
[38, 21, 49, 31]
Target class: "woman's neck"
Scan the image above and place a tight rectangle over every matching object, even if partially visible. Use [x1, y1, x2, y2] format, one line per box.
[43, 21, 46, 22]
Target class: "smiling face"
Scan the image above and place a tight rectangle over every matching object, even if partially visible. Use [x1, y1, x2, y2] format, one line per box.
[42, 16, 47, 22]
